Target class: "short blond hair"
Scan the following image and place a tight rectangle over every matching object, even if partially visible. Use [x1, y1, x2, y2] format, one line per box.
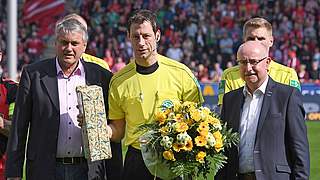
[243, 17, 272, 38]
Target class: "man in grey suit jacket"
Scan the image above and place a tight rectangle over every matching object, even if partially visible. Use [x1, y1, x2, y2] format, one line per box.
[5, 19, 122, 180]
[216, 41, 309, 180]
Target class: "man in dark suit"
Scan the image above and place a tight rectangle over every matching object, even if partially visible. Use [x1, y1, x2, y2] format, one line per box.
[5, 19, 122, 180]
[216, 41, 310, 180]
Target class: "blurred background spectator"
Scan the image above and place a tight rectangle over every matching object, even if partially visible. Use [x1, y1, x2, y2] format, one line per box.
[0, 0, 319, 83]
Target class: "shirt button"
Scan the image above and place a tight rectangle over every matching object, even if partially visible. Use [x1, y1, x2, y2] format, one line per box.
[69, 107, 71, 110]
[67, 152, 70, 154]
[68, 93, 71, 95]
[69, 122, 71, 125]
[68, 137, 71, 140]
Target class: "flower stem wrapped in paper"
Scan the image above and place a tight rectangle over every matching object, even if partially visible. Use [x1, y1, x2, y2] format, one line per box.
[137, 100, 239, 179]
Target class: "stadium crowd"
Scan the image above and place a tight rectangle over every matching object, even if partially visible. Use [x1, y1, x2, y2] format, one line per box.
[0, 0, 320, 83]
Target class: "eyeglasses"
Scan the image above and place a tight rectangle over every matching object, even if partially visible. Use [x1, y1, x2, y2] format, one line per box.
[237, 57, 268, 66]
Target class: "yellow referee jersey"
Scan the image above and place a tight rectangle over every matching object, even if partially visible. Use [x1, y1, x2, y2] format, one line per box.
[218, 60, 300, 105]
[82, 53, 110, 70]
[109, 54, 203, 149]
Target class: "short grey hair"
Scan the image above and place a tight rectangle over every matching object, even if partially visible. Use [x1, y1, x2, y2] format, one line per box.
[55, 18, 88, 42]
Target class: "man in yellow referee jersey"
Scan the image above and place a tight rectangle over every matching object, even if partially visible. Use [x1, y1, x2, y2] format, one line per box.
[107, 9, 203, 180]
[218, 17, 300, 105]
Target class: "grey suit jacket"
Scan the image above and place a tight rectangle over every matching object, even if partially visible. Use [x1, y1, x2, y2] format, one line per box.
[5, 58, 123, 180]
[216, 77, 310, 180]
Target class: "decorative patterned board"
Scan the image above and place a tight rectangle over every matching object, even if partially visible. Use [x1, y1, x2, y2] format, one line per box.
[76, 85, 112, 162]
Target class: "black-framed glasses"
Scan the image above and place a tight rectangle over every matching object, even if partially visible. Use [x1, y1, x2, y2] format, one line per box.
[237, 57, 268, 66]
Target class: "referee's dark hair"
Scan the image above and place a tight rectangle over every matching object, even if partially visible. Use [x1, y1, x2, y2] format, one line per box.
[127, 9, 158, 34]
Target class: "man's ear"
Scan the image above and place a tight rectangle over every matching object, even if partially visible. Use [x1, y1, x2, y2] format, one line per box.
[266, 57, 271, 70]
[156, 29, 161, 42]
[269, 36, 274, 47]
[83, 43, 87, 52]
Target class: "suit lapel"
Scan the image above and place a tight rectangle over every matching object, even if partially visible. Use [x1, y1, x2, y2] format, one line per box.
[41, 59, 59, 111]
[233, 88, 244, 133]
[256, 78, 276, 141]
[82, 60, 101, 86]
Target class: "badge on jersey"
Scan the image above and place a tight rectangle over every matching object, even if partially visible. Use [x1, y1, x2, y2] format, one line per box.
[161, 100, 174, 111]
[218, 80, 226, 95]
[290, 80, 301, 91]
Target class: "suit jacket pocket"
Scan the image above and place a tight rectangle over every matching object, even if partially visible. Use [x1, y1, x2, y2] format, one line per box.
[276, 164, 291, 173]
[270, 113, 282, 118]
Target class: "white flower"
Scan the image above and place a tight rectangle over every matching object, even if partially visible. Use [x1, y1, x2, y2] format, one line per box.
[160, 136, 173, 148]
[163, 141, 173, 150]
[213, 123, 222, 131]
[176, 132, 192, 145]
[206, 132, 216, 147]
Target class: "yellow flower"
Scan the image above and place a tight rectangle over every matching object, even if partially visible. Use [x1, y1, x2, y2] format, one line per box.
[172, 100, 182, 112]
[199, 130, 209, 137]
[197, 121, 209, 136]
[195, 136, 207, 147]
[175, 113, 183, 121]
[201, 107, 211, 116]
[163, 150, 176, 161]
[213, 131, 223, 152]
[155, 111, 167, 125]
[190, 110, 201, 122]
[213, 131, 222, 140]
[197, 121, 209, 132]
[160, 126, 170, 136]
[214, 138, 223, 152]
[174, 122, 189, 132]
[196, 151, 206, 163]
[173, 143, 185, 152]
[184, 140, 193, 151]
[182, 101, 196, 111]
[164, 108, 172, 115]
[207, 116, 222, 130]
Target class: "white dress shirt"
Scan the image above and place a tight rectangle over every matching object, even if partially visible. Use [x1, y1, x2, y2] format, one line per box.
[239, 77, 269, 173]
[55, 59, 86, 158]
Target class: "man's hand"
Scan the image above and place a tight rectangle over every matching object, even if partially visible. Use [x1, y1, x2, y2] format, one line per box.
[77, 113, 84, 127]
[0, 115, 11, 136]
[109, 119, 126, 142]
[0, 114, 4, 129]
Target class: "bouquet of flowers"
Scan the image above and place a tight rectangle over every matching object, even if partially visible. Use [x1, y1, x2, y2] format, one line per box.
[137, 100, 239, 179]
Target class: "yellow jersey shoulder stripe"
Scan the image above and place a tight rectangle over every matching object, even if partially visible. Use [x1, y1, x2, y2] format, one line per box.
[110, 62, 135, 86]
[82, 53, 110, 70]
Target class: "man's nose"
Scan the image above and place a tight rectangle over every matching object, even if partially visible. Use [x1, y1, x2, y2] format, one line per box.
[137, 36, 145, 45]
[245, 62, 253, 71]
[65, 43, 73, 50]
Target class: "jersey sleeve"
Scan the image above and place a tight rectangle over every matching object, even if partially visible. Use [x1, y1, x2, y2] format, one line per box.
[182, 69, 204, 104]
[108, 81, 125, 120]
[218, 71, 233, 105]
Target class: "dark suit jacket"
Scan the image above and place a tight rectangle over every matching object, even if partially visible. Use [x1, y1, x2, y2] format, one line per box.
[5, 58, 123, 180]
[216, 77, 310, 180]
